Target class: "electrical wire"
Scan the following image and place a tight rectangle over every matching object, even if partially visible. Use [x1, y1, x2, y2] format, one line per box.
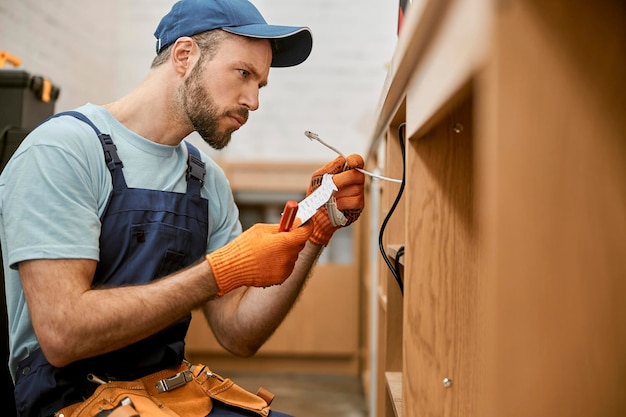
[377, 123, 406, 295]
[394, 245, 405, 280]
[304, 131, 403, 183]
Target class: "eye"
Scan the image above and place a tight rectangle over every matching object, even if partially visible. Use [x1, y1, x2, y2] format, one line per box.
[239, 69, 249, 77]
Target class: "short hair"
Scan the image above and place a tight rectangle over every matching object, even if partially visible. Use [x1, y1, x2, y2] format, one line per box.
[150, 29, 278, 69]
[150, 29, 229, 68]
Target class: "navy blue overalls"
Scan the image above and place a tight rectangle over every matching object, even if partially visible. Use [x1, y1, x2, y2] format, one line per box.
[13, 112, 209, 417]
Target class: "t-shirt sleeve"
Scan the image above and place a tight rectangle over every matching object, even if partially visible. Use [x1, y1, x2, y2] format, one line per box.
[0, 118, 108, 268]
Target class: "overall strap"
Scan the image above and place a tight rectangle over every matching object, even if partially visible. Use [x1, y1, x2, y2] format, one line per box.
[51, 110, 127, 189]
[184, 141, 205, 196]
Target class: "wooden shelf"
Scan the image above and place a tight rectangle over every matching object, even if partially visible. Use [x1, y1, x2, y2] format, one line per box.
[385, 372, 403, 417]
[386, 244, 405, 267]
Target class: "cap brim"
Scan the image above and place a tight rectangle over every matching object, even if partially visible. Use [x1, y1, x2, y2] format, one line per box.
[223, 25, 313, 67]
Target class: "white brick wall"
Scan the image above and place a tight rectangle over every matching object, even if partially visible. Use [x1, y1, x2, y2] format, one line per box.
[0, 0, 118, 108]
[1, 0, 398, 162]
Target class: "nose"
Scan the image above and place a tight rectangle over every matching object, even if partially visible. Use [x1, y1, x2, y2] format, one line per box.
[240, 86, 260, 111]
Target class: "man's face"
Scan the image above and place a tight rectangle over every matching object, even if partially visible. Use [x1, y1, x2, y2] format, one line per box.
[180, 34, 272, 149]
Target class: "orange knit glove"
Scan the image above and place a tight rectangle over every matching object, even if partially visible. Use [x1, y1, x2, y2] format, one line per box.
[307, 154, 365, 246]
[206, 221, 313, 296]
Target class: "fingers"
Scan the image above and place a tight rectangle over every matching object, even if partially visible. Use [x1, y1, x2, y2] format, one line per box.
[344, 154, 365, 170]
[315, 154, 363, 177]
[291, 220, 313, 240]
[333, 167, 364, 188]
[314, 155, 346, 176]
[333, 169, 365, 210]
[272, 219, 313, 244]
[309, 154, 365, 199]
[308, 155, 347, 195]
[270, 221, 312, 259]
[291, 217, 304, 229]
[332, 158, 365, 213]
[335, 193, 364, 212]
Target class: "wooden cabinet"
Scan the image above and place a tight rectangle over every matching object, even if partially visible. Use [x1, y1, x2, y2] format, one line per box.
[360, 0, 626, 416]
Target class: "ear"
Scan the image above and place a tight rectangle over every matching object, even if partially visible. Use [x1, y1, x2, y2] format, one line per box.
[170, 37, 199, 76]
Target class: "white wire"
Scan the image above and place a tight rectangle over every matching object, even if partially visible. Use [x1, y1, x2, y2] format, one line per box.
[304, 131, 403, 184]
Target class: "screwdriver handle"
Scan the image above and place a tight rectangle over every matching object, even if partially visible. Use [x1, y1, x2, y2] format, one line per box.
[278, 200, 299, 232]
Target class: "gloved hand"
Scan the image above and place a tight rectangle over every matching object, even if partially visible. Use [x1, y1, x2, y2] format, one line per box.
[206, 221, 313, 296]
[307, 154, 365, 246]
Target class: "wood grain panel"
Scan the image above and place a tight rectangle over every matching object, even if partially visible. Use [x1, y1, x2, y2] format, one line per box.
[480, 1, 626, 416]
[404, 96, 482, 417]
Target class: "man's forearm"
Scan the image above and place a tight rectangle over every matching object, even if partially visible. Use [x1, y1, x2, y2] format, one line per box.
[203, 241, 324, 356]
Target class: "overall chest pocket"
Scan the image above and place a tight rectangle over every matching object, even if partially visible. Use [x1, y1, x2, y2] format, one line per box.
[127, 222, 193, 281]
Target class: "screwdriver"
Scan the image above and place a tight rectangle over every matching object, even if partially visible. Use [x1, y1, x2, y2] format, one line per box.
[278, 200, 299, 232]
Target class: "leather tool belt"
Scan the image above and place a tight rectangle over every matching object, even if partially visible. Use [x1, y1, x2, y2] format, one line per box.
[55, 362, 274, 417]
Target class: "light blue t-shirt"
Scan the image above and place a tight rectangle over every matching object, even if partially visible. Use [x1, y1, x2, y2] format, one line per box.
[0, 103, 242, 380]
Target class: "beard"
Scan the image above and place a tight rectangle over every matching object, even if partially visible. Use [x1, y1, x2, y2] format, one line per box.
[180, 63, 248, 150]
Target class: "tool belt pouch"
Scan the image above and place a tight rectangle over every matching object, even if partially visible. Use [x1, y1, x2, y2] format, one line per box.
[55, 363, 272, 417]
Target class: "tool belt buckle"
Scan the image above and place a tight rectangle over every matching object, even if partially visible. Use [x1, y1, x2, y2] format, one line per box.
[155, 369, 193, 394]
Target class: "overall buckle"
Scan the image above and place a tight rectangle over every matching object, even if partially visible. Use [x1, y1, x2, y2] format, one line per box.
[155, 369, 193, 393]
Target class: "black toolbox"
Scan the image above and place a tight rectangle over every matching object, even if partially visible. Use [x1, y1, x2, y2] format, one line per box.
[0, 69, 60, 131]
[0, 69, 60, 170]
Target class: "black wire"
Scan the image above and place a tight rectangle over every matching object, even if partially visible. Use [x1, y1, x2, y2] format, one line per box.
[394, 245, 405, 279]
[378, 122, 406, 295]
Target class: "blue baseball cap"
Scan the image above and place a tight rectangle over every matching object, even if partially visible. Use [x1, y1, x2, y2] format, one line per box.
[154, 0, 313, 67]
